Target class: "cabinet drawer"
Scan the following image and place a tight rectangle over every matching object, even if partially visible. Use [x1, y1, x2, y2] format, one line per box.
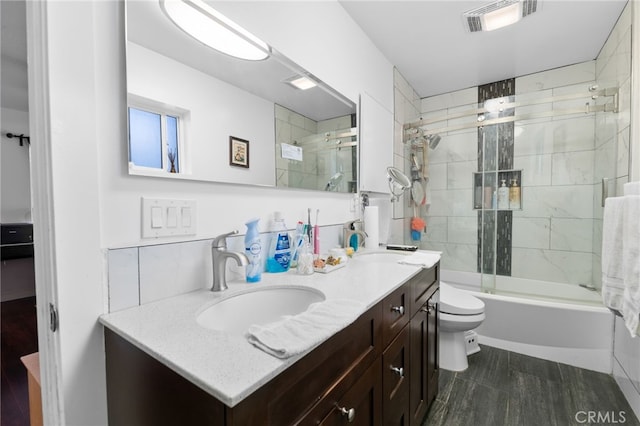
[382, 284, 410, 348]
[382, 325, 410, 425]
[409, 266, 438, 317]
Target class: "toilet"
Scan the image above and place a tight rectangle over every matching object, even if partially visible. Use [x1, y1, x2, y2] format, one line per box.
[438, 281, 485, 372]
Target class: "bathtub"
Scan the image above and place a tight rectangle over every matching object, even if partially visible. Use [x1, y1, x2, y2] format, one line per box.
[442, 270, 615, 374]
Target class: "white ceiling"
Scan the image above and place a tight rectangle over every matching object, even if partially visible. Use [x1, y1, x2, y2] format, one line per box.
[0, 1, 630, 111]
[340, 0, 628, 98]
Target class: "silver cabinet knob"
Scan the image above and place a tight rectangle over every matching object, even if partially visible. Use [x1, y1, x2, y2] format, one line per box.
[338, 406, 356, 422]
[391, 305, 404, 315]
[390, 366, 404, 377]
[421, 300, 437, 314]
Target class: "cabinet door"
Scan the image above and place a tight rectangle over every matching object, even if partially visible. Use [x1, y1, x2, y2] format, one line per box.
[409, 290, 439, 426]
[318, 358, 382, 426]
[359, 92, 393, 194]
[382, 326, 410, 426]
[426, 290, 439, 405]
[382, 284, 410, 348]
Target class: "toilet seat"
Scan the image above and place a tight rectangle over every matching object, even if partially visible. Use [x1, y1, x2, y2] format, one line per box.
[439, 282, 484, 315]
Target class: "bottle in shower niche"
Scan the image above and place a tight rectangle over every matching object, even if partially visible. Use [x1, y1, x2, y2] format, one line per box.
[244, 218, 262, 283]
[509, 178, 521, 209]
[497, 179, 509, 209]
[266, 211, 291, 273]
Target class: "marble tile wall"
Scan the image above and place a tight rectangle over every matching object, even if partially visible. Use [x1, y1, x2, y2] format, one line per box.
[275, 105, 355, 192]
[391, 67, 421, 242]
[420, 87, 478, 272]
[593, 1, 632, 290]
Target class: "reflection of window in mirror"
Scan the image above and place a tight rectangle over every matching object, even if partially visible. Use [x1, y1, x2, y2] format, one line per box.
[128, 95, 188, 175]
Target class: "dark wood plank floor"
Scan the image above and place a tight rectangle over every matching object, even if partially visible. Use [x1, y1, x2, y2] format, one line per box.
[1, 297, 38, 426]
[425, 344, 640, 426]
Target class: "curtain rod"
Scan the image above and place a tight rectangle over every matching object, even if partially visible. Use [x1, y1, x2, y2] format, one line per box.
[5, 132, 30, 146]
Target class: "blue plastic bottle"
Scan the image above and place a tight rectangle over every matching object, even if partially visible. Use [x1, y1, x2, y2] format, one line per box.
[266, 212, 291, 273]
[244, 218, 262, 282]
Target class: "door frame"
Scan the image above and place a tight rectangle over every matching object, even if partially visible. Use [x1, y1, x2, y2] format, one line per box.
[25, 1, 64, 423]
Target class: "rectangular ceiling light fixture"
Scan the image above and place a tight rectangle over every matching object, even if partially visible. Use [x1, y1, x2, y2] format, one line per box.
[284, 75, 317, 90]
[463, 0, 538, 32]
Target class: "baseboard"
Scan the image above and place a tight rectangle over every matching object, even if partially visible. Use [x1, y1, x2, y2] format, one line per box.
[613, 357, 640, 422]
[478, 334, 612, 374]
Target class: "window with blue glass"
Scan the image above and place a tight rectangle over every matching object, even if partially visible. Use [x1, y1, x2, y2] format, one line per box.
[128, 106, 181, 173]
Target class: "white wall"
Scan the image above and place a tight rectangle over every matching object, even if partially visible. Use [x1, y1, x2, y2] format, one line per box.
[1, 107, 31, 222]
[35, 1, 393, 424]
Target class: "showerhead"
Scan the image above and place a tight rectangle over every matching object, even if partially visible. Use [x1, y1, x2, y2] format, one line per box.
[427, 134, 441, 150]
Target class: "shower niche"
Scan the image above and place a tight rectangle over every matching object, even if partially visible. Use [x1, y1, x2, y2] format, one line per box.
[473, 170, 522, 210]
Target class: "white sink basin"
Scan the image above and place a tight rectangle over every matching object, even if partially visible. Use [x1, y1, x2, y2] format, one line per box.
[196, 286, 325, 334]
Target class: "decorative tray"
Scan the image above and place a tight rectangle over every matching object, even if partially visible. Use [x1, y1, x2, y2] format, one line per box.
[313, 262, 347, 274]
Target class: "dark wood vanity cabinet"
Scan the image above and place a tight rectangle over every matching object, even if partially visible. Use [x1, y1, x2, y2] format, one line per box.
[104, 264, 439, 426]
[380, 264, 439, 426]
[409, 286, 439, 424]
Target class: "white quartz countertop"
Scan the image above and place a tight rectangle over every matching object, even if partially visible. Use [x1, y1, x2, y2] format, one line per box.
[99, 249, 438, 407]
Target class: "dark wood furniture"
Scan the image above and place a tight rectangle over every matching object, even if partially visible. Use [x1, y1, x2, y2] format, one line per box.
[105, 263, 439, 425]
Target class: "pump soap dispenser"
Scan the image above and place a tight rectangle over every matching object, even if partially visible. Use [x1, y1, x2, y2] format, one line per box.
[497, 179, 509, 210]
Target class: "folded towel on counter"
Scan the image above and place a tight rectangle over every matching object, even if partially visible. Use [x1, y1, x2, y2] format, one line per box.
[602, 197, 626, 311]
[246, 299, 366, 359]
[622, 195, 640, 337]
[397, 251, 441, 268]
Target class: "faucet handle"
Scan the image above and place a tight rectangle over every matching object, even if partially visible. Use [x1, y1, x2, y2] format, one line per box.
[343, 219, 362, 229]
[212, 230, 239, 248]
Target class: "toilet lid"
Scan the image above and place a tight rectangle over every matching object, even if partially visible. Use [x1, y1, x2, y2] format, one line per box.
[439, 282, 485, 315]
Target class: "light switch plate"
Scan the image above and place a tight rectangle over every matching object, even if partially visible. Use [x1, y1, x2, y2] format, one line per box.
[142, 198, 197, 238]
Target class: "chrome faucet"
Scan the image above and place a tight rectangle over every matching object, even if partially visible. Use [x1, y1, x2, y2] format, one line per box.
[343, 220, 368, 249]
[211, 230, 248, 292]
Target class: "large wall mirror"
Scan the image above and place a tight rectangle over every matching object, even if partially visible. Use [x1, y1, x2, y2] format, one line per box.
[125, 0, 358, 193]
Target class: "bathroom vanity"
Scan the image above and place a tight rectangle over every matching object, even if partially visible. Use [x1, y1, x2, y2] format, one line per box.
[101, 254, 439, 425]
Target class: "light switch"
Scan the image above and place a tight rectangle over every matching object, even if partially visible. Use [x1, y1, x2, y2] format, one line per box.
[181, 207, 192, 227]
[151, 206, 163, 228]
[142, 197, 196, 238]
[167, 207, 178, 228]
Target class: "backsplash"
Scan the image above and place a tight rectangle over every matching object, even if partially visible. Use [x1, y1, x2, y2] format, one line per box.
[107, 224, 344, 312]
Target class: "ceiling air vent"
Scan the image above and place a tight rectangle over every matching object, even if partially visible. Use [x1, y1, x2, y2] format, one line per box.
[463, 0, 539, 33]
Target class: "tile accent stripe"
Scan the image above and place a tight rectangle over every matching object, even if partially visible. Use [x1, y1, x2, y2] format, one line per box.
[477, 79, 516, 276]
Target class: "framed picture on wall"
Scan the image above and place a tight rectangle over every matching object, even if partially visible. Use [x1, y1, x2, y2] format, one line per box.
[229, 136, 249, 168]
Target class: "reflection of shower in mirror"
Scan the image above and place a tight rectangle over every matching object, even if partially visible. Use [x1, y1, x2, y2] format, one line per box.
[404, 127, 441, 150]
[325, 172, 344, 191]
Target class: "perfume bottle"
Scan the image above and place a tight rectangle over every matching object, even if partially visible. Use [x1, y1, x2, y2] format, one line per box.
[497, 179, 509, 209]
[509, 178, 521, 209]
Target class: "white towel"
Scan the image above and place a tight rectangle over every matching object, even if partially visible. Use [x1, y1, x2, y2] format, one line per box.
[602, 197, 626, 311]
[622, 195, 640, 337]
[397, 251, 441, 268]
[246, 299, 366, 359]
